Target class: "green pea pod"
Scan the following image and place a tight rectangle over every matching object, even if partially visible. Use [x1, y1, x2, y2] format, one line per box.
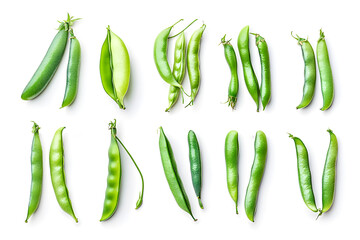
[245, 131, 267, 222]
[188, 130, 203, 209]
[100, 121, 121, 221]
[220, 35, 239, 109]
[21, 14, 79, 100]
[61, 29, 81, 108]
[238, 26, 260, 112]
[289, 134, 318, 213]
[224, 130, 239, 214]
[317, 30, 334, 111]
[186, 24, 206, 107]
[252, 33, 271, 111]
[25, 122, 43, 223]
[292, 32, 316, 109]
[49, 127, 78, 222]
[318, 129, 338, 217]
[158, 127, 197, 221]
[165, 32, 186, 112]
[100, 26, 130, 110]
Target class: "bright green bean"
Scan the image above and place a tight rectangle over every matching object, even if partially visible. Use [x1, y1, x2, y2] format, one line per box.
[225, 130, 239, 214]
[188, 130, 203, 209]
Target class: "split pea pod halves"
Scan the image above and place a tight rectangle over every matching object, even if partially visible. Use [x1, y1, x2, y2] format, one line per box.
[319, 129, 338, 217]
[186, 24, 206, 107]
[49, 127, 78, 222]
[292, 32, 316, 109]
[289, 134, 317, 212]
[220, 35, 239, 109]
[25, 122, 43, 223]
[188, 130, 203, 209]
[21, 15, 78, 100]
[61, 29, 81, 108]
[100, 26, 130, 110]
[166, 32, 186, 112]
[252, 33, 271, 110]
[225, 130, 239, 214]
[244, 131, 267, 222]
[158, 127, 196, 221]
[317, 30, 334, 111]
[238, 26, 260, 111]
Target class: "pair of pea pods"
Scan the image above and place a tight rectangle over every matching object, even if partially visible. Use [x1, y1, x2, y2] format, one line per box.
[100, 120, 144, 221]
[289, 130, 338, 217]
[25, 123, 77, 223]
[158, 127, 203, 221]
[21, 14, 81, 108]
[293, 30, 334, 110]
[225, 130, 267, 222]
[221, 26, 271, 111]
[154, 19, 206, 111]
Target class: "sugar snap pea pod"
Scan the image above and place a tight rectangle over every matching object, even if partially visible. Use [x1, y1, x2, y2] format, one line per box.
[289, 134, 318, 212]
[318, 129, 338, 218]
[165, 32, 186, 112]
[49, 127, 78, 222]
[21, 14, 78, 100]
[225, 130, 239, 214]
[238, 26, 260, 111]
[61, 29, 81, 108]
[317, 30, 334, 111]
[188, 130, 203, 209]
[186, 24, 206, 107]
[25, 122, 43, 223]
[100, 121, 121, 221]
[220, 35, 239, 109]
[291, 32, 316, 109]
[245, 131, 267, 222]
[100, 26, 130, 110]
[158, 127, 197, 221]
[252, 33, 271, 110]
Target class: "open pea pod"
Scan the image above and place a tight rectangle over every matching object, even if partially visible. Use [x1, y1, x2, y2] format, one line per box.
[100, 26, 130, 110]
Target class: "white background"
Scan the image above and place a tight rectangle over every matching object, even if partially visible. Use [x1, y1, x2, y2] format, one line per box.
[0, 0, 357, 239]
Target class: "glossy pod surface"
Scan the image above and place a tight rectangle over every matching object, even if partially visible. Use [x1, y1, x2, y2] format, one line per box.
[25, 122, 43, 223]
[166, 32, 186, 112]
[186, 24, 206, 106]
[188, 130, 203, 209]
[221, 35, 239, 109]
[159, 127, 196, 221]
[49, 127, 78, 222]
[100, 26, 130, 109]
[289, 134, 317, 212]
[245, 131, 267, 222]
[317, 30, 334, 111]
[100, 121, 121, 221]
[321, 129, 338, 214]
[292, 33, 316, 109]
[224, 130, 239, 214]
[61, 30, 81, 108]
[238, 26, 260, 111]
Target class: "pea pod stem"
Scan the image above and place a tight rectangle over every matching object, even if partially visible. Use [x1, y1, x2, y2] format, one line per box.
[115, 136, 144, 209]
[168, 19, 198, 39]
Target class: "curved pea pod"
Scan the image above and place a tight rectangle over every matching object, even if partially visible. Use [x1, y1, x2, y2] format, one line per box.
[25, 122, 43, 223]
[158, 127, 197, 221]
[238, 26, 260, 111]
[244, 131, 267, 222]
[100, 26, 130, 110]
[188, 130, 203, 209]
[165, 32, 186, 112]
[100, 121, 121, 221]
[186, 24, 206, 107]
[49, 127, 78, 222]
[61, 29, 81, 108]
[224, 130, 239, 214]
[318, 129, 338, 217]
[317, 30, 334, 111]
[289, 134, 318, 213]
